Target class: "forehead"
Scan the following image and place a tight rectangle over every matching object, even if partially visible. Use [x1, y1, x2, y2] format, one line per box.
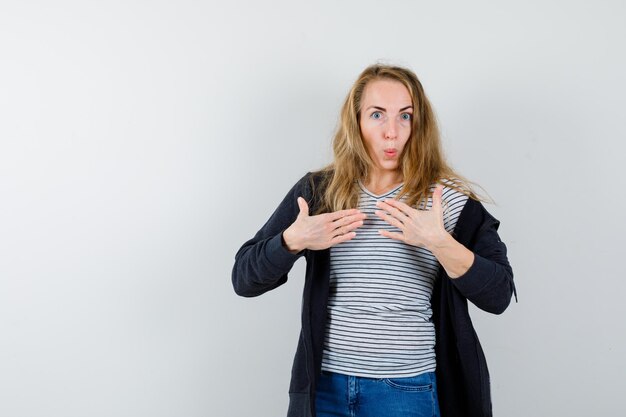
[361, 79, 412, 107]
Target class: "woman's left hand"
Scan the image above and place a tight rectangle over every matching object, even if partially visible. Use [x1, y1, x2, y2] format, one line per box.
[374, 184, 448, 250]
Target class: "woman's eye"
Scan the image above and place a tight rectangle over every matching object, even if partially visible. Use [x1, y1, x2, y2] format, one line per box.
[401, 113, 412, 121]
[371, 111, 382, 120]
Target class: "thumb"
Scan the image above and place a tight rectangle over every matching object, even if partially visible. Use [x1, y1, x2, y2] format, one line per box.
[297, 197, 309, 217]
[432, 184, 444, 212]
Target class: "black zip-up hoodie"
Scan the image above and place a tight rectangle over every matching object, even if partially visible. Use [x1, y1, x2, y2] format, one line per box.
[232, 172, 516, 417]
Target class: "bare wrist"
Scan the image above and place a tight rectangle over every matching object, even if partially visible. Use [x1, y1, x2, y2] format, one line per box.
[282, 228, 303, 254]
[428, 231, 453, 251]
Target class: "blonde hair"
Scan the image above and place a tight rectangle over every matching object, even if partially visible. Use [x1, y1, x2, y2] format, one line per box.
[313, 64, 488, 214]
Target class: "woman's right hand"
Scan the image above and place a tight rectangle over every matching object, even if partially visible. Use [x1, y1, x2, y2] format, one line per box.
[282, 197, 366, 253]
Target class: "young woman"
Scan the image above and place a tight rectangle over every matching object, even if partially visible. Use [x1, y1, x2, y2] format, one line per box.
[232, 64, 516, 417]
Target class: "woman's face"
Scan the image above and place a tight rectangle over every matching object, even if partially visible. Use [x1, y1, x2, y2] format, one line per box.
[359, 79, 413, 175]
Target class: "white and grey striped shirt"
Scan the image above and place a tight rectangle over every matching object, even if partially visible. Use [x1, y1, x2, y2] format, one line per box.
[320, 180, 469, 378]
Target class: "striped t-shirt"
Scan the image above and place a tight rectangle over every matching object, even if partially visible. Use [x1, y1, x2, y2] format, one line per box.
[320, 180, 469, 378]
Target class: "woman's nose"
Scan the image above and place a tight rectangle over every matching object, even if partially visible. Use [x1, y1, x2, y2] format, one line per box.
[385, 120, 397, 139]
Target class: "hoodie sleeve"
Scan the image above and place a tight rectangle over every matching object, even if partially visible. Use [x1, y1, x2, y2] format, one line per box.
[231, 173, 312, 297]
[450, 208, 517, 314]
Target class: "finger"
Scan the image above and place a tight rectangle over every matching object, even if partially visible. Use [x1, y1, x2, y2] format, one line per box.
[378, 229, 405, 242]
[431, 185, 444, 213]
[326, 208, 362, 222]
[332, 212, 367, 228]
[380, 198, 413, 216]
[376, 200, 407, 222]
[297, 197, 309, 217]
[333, 219, 365, 236]
[374, 210, 405, 229]
[330, 231, 357, 246]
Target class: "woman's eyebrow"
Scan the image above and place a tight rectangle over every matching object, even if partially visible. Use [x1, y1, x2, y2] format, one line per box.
[365, 105, 413, 112]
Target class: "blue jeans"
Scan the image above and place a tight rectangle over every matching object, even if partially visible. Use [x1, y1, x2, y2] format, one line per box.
[314, 370, 441, 417]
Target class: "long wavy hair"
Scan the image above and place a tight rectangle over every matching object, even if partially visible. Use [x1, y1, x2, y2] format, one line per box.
[313, 64, 486, 214]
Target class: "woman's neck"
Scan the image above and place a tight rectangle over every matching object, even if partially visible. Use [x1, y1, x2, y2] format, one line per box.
[362, 170, 404, 196]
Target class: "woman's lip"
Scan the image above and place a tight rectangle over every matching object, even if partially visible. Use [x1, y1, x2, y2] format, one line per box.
[384, 149, 397, 156]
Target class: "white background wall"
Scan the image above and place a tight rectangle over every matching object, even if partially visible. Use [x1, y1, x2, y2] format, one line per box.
[1, 1, 625, 416]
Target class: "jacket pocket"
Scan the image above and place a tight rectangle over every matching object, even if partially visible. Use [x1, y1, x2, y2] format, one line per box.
[475, 341, 493, 415]
[288, 331, 311, 394]
[287, 392, 311, 417]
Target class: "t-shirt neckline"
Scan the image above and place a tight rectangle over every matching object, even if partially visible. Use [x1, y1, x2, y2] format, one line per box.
[357, 180, 404, 199]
